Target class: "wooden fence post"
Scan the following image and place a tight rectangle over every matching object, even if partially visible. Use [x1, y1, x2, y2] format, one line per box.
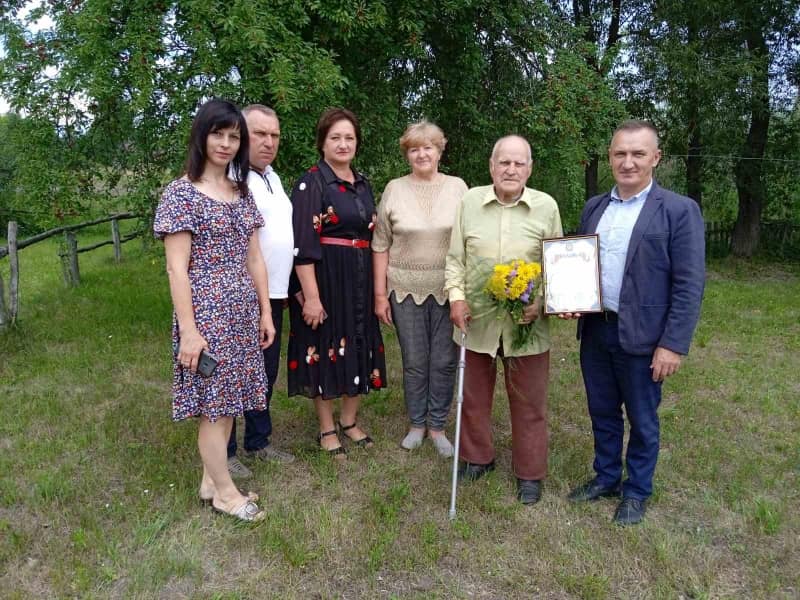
[64, 230, 80, 286]
[111, 218, 121, 263]
[8, 221, 19, 324]
[0, 268, 7, 329]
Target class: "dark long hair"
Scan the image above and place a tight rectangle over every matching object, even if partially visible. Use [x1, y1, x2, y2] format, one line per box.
[184, 99, 250, 197]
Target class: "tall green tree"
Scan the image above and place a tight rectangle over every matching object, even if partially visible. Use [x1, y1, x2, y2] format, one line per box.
[0, 0, 351, 222]
[627, 0, 800, 256]
[547, 0, 652, 200]
[1, 0, 630, 232]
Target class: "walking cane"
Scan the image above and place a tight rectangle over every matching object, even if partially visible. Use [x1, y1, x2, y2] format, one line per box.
[448, 329, 467, 521]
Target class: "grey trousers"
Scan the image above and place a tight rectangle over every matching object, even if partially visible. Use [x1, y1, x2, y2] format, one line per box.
[390, 292, 457, 431]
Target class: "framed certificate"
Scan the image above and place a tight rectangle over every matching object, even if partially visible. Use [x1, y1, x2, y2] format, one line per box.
[542, 235, 602, 315]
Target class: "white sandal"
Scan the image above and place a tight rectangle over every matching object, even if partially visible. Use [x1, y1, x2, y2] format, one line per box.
[212, 500, 265, 522]
[200, 489, 259, 507]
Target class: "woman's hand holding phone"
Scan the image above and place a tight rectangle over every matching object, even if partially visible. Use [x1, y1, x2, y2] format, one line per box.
[177, 329, 208, 373]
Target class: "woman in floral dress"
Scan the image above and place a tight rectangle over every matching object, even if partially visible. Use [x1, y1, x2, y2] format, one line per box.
[154, 99, 275, 521]
[287, 108, 386, 458]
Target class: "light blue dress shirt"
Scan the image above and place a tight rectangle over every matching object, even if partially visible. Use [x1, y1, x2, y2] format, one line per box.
[595, 181, 653, 312]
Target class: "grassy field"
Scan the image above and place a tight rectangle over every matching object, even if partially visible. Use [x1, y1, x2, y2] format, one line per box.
[1, 232, 798, 599]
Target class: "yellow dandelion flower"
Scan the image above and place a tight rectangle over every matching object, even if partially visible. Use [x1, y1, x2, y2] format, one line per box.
[508, 277, 527, 299]
[485, 271, 508, 299]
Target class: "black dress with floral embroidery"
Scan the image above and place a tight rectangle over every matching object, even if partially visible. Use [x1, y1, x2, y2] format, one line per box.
[287, 159, 387, 400]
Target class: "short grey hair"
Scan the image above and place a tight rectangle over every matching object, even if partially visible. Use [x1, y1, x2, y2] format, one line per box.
[490, 135, 532, 163]
[243, 104, 278, 119]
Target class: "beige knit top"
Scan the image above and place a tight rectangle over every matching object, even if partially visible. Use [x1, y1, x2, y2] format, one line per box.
[372, 173, 468, 305]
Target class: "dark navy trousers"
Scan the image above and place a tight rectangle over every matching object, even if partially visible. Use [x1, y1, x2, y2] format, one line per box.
[227, 298, 284, 456]
[579, 313, 662, 500]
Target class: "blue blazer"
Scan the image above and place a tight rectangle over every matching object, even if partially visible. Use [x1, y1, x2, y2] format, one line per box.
[577, 182, 706, 356]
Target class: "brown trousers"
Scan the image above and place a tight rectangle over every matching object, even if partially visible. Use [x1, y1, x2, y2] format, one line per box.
[459, 349, 550, 480]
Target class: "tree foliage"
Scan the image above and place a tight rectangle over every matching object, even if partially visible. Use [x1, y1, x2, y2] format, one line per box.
[1, 0, 798, 253]
[624, 0, 800, 256]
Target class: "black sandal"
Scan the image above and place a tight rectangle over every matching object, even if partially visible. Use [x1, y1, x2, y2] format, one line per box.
[339, 421, 374, 449]
[317, 429, 347, 458]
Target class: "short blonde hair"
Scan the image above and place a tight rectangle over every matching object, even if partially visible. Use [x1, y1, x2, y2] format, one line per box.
[399, 121, 447, 155]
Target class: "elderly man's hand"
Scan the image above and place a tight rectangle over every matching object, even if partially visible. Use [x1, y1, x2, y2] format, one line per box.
[520, 297, 542, 324]
[450, 300, 471, 332]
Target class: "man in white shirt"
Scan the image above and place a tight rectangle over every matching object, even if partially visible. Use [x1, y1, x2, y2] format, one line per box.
[227, 104, 296, 477]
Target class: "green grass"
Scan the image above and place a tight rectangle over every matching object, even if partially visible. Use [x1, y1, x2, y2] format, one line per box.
[1, 236, 799, 598]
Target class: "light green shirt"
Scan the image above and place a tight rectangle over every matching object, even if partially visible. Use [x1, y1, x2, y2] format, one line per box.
[444, 184, 563, 357]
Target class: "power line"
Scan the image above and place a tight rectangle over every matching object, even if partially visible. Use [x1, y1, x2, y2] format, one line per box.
[664, 154, 800, 163]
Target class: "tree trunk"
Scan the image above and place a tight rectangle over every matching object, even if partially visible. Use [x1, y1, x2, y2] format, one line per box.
[572, 0, 620, 202]
[686, 126, 702, 207]
[685, 21, 702, 208]
[731, 189, 762, 257]
[584, 154, 599, 199]
[731, 27, 770, 258]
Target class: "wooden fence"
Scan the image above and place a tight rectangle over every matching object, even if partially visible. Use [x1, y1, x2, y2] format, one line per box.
[0, 213, 141, 328]
[705, 221, 800, 258]
[705, 222, 732, 257]
[3, 216, 797, 328]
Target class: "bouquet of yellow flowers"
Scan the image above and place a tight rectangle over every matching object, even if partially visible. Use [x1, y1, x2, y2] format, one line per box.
[484, 259, 543, 349]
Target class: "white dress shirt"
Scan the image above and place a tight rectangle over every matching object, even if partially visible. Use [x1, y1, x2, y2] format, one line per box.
[595, 180, 652, 312]
[248, 166, 294, 298]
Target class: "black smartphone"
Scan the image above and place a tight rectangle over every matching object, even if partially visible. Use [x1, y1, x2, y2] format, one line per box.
[197, 350, 219, 378]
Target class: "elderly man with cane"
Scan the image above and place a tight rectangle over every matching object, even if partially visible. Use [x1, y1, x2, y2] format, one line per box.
[444, 135, 562, 505]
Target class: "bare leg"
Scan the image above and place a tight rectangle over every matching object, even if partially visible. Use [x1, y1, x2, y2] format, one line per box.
[198, 416, 249, 511]
[199, 465, 214, 499]
[314, 396, 343, 452]
[340, 394, 371, 443]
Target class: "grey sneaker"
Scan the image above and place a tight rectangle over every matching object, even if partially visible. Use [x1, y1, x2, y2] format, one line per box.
[246, 445, 296, 464]
[400, 429, 425, 450]
[227, 456, 253, 479]
[430, 434, 454, 458]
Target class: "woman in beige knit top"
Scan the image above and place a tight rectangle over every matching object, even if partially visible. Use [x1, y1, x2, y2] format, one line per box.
[372, 121, 468, 456]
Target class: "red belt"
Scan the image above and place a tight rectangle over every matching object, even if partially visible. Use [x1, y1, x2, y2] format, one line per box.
[319, 236, 369, 249]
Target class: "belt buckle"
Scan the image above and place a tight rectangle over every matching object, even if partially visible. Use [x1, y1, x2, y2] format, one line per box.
[351, 239, 358, 247]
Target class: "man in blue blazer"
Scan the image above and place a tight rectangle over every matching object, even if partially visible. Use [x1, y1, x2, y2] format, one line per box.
[562, 120, 705, 525]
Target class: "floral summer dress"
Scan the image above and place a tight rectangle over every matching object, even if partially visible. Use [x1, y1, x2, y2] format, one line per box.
[287, 160, 387, 399]
[154, 178, 268, 422]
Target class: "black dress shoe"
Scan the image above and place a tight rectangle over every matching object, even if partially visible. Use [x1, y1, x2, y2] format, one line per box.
[613, 497, 646, 525]
[567, 478, 621, 502]
[457, 461, 495, 482]
[516, 479, 542, 505]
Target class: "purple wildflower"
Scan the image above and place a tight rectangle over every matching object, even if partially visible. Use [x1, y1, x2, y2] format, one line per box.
[519, 279, 535, 304]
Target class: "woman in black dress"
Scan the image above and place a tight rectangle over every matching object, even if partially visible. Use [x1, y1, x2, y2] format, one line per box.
[288, 108, 386, 458]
